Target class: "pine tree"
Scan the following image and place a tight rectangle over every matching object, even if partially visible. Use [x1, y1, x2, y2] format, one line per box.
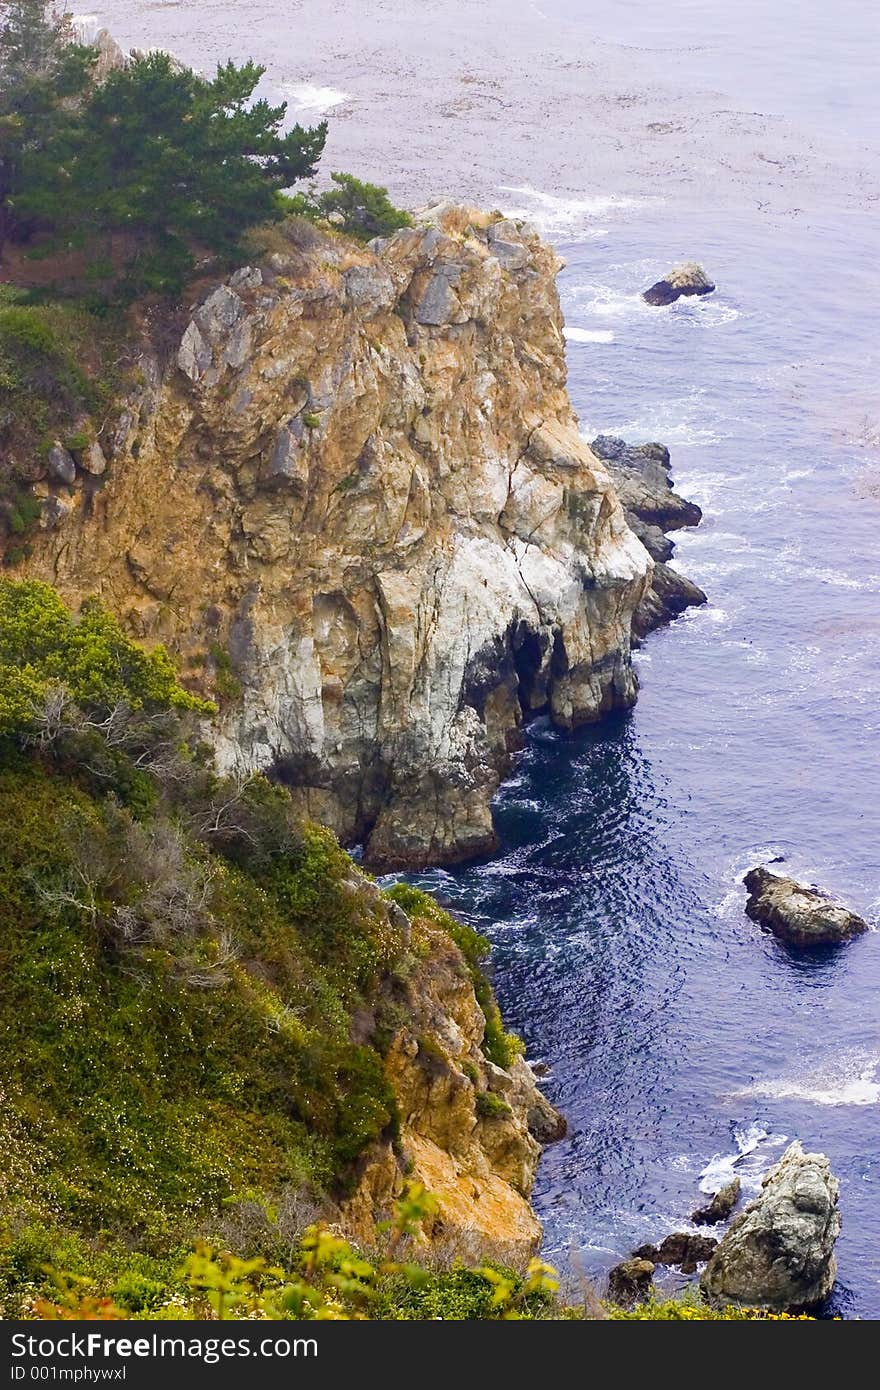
[11, 44, 327, 291]
[0, 2, 94, 250]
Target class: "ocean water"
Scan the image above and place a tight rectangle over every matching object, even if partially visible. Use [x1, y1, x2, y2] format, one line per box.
[406, 199, 880, 1314]
[91, 0, 879, 1313]
[405, 43, 878, 1317]
[405, 7, 880, 1317]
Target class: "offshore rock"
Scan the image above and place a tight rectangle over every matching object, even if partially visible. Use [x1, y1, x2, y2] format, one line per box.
[634, 1231, 718, 1274]
[692, 1177, 741, 1226]
[701, 1142, 841, 1310]
[20, 207, 652, 869]
[591, 435, 706, 638]
[744, 867, 870, 946]
[643, 262, 715, 306]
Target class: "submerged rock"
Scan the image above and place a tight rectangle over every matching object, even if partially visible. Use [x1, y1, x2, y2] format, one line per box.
[691, 1177, 741, 1226]
[744, 867, 870, 946]
[592, 434, 706, 638]
[701, 1142, 841, 1311]
[643, 262, 715, 306]
[607, 1257, 655, 1308]
[634, 1231, 718, 1274]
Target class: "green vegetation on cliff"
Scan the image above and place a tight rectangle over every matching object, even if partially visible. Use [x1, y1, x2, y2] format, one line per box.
[0, 581, 492, 1315]
[1, 3, 326, 291]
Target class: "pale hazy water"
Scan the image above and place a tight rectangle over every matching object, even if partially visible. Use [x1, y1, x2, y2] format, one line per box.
[93, 2, 880, 1313]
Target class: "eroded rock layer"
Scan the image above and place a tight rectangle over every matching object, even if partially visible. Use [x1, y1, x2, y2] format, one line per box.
[20, 206, 652, 867]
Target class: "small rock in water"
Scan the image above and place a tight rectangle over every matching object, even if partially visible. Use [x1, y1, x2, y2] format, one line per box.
[633, 1231, 718, 1274]
[607, 1257, 655, 1308]
[701, 1141, 841, 1311]
[691, 1177, 741, 1226]
[643, 262, 715, 306]
[743, 866, 870, 946]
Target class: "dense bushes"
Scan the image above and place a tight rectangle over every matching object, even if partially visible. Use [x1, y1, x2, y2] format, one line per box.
[0, 578, 211, 734]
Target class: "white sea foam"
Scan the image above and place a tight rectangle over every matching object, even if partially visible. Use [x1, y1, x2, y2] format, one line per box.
[283, 83, 350, 116]
[699, 1123, 788, 1195]
[569, 283, 648, 319]
[498, 185, 643, 239]
[734, 1052, 880, 1108]
[564, 327, 615, 344]
[675, 299, 742, 328]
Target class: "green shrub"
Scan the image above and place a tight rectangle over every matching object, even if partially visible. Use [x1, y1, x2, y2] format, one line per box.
[0, 306, 60, 356]
[0, 578, 213, 739]
[288, 172, 412, 243]
[475, 1091, 512, 1120]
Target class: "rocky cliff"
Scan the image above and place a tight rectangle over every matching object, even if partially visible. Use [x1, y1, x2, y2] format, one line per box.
[340, 900, 564, 1267]
[18, 204, 652, 868]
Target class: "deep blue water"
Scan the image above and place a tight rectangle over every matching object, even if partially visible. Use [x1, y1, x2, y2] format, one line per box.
[402, 197, 880, 1315]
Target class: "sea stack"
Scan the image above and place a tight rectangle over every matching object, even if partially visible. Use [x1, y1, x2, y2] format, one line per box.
[701, 1142, 841, 1311]
[744, 867, 870, 946]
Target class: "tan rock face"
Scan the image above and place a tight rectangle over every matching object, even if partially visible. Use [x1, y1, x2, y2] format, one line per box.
[19, 207, 651, 867]
[339, 918, 562, 1269]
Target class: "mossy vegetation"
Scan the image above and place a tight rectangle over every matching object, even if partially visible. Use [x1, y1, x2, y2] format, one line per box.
[475, 1090, 513, 1120]
[0, 580, 535, 1320]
